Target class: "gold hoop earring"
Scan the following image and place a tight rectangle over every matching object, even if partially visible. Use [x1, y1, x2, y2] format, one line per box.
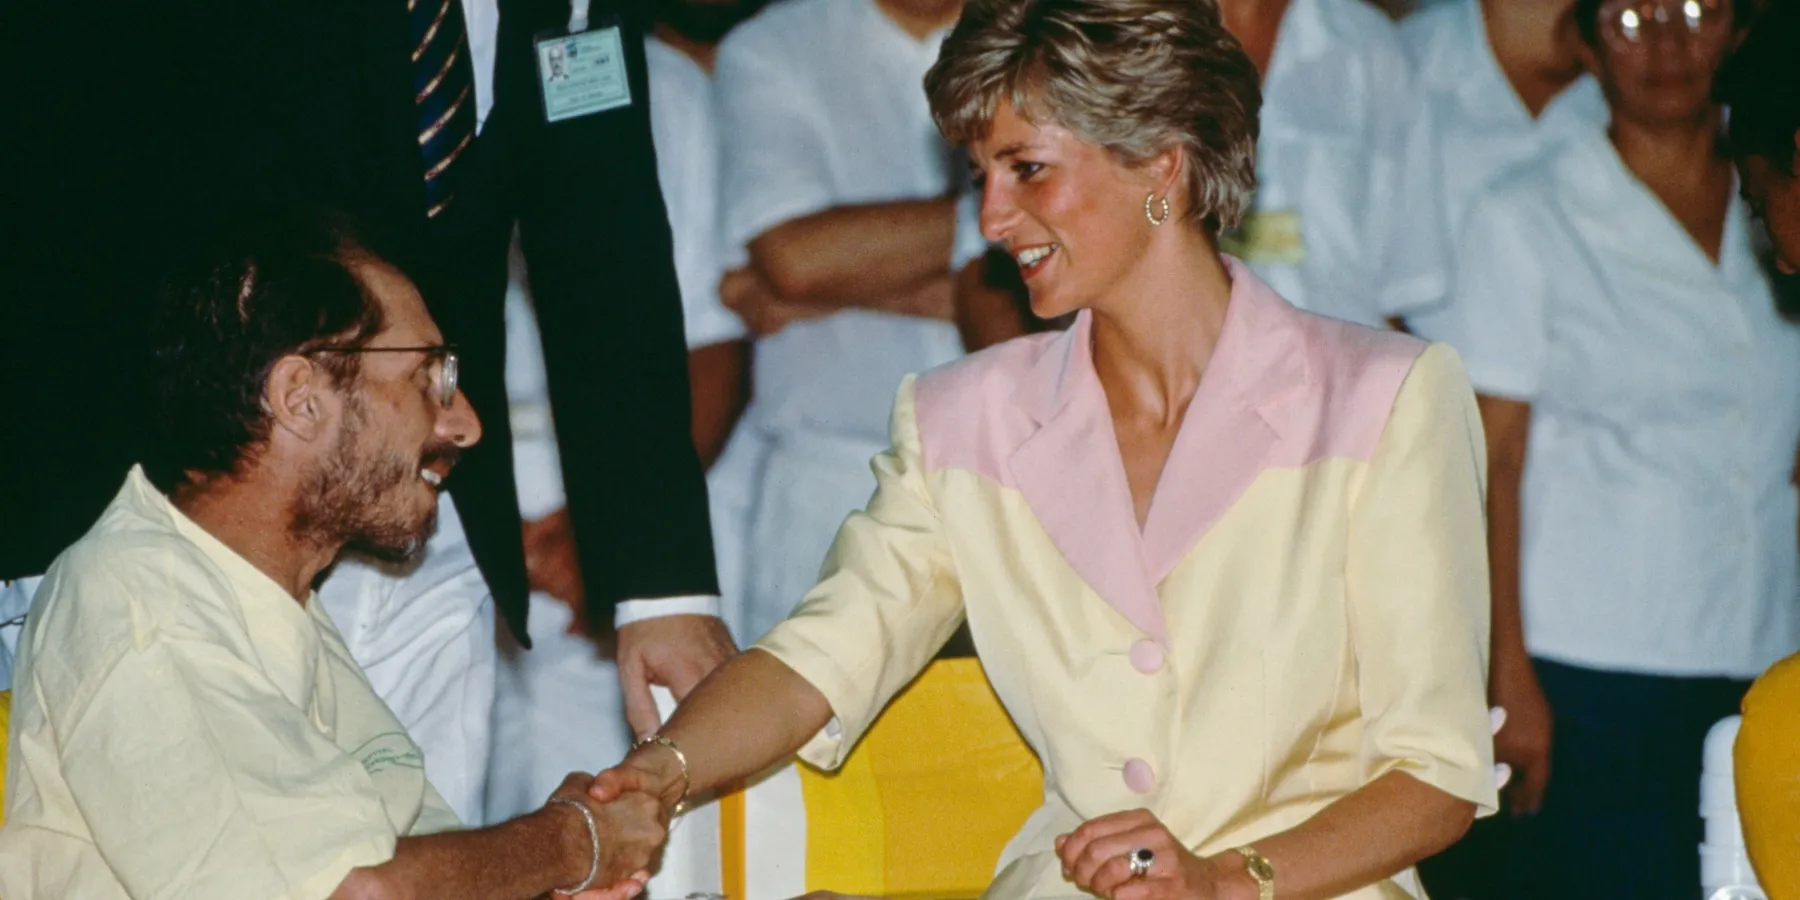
[1144, 192, 1171, 227]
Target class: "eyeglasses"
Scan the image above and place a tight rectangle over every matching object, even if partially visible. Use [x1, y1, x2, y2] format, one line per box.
[307, 344, 460, 408]
[1600, 0, 1728, 48]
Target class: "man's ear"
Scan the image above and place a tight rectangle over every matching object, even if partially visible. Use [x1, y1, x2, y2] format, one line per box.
[264, 355, 329, 443]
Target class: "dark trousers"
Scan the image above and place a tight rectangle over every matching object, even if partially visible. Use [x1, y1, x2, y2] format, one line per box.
[1419, 659, 1750, 900]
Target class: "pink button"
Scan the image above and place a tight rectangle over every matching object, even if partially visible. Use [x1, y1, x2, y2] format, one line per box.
[1129, 639, 1165, 674]
[1123, 758, 1156, 794]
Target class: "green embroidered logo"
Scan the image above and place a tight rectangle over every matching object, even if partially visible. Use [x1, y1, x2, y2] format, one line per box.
[353, 732, 426, 775]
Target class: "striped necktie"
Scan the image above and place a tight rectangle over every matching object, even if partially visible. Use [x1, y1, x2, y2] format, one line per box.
[410, 0, 478, 218]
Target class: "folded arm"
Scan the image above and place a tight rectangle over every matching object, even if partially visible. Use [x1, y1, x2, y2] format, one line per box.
[746, 198, 957, 321]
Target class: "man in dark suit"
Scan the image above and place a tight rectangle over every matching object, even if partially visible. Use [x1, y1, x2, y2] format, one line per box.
[0, 0, 734, 822]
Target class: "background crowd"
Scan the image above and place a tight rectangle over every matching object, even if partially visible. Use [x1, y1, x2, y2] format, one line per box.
[2, 0, 1798, 897]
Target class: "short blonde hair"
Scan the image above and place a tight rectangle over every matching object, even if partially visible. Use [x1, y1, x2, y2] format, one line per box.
[925, 0, 1262, 232]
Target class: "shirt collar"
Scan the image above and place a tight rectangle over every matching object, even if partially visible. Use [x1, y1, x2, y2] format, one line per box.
[121, 465, 319, 631]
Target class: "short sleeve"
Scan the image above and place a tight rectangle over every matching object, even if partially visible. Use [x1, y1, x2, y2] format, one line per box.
[754, 378, 966, 770]
[1345, 343, 1499, 817]
[1413, 186, 1551, 401]
[715, 33, 837, 251]
[27, 575, 401, 899]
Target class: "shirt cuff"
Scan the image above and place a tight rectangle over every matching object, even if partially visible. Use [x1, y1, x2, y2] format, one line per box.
[613, 595, 723, 628]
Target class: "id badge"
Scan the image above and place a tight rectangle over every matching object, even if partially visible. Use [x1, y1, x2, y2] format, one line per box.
[534, 21, 632, 123]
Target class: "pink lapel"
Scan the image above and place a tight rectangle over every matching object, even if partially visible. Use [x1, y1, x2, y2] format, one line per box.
[1005, 259, 1310, 642]
[1141, 259, 1309, 584]
[1008, 312, 1167, 644]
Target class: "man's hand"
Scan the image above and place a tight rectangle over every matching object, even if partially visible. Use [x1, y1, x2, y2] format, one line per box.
[523, 507, 587, 635]
[617, 614, 738, 737]
[721, 265, 830, 336]
[1491, 650, 1553, 815]
[547, 772, 669, 900]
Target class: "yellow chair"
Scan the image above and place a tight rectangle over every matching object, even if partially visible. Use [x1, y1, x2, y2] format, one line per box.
[717, 658, 1043, 900]
[1736, 652, 1800, 895]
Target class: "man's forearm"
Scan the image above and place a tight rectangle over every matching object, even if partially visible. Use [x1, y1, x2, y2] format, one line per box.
[333, 805, 589, 900]
[749, 198, 956, 306]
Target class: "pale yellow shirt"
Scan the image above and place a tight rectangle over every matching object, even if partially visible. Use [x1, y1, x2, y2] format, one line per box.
[0, 466, 460, 900]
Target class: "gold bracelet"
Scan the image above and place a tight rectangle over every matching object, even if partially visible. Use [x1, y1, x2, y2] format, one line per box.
[632, 734, 692, 813]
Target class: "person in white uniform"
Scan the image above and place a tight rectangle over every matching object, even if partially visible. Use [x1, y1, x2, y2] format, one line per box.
[1214, 0, 1448, 329]
[1420, 0, 1792, 895]
[716, 0, 980, 645]
[486, 0, 767, 825]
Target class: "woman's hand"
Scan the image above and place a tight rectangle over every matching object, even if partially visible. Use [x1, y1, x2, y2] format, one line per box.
[587, 744, 689, 813]
[1055, 810, 1232, 899]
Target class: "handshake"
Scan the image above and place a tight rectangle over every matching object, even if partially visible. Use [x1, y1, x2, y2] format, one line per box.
[537, 745, 693, 900]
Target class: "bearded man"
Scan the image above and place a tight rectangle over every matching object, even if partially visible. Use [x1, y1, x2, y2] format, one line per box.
[0, 208, 664, 900]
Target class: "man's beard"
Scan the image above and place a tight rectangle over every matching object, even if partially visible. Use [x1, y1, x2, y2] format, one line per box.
[293, 399, 458, 563]
[657, 0, 766, 44]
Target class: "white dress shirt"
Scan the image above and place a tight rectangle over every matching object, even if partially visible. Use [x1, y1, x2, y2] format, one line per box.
[1425, 116, 1800, 679]
[1243, 0, 1447, 327]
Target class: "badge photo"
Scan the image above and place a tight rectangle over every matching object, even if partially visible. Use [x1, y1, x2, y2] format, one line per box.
[535, 23, 633, 124]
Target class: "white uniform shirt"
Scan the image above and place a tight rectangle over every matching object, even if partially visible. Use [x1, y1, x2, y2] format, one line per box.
[1429, 117, 1800, 678]
[1399, 0, 1608, 338]
[716, 0, 964, 446]
[1242, 0, 1447, 327]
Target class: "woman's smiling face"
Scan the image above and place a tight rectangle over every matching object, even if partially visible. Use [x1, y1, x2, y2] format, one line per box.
[969, 101, 1172, 320]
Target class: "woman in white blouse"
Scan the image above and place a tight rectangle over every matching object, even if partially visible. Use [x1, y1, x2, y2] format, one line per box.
[1417, 0, 1799, 896]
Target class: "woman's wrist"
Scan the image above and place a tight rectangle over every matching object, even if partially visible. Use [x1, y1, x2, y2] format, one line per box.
[1202, 851, 1262, 900]
[626, 742, 690, 811]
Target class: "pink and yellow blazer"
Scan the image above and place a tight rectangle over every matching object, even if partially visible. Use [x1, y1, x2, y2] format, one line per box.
[757, 259, 1499, 899]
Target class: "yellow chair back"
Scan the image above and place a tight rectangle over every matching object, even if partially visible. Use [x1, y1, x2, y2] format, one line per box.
[720, 658, 1043, 899]
[1736, 653, 1800, 895]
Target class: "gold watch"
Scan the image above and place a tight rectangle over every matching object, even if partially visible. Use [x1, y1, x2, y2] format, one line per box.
[1232, 846, 1275, 900]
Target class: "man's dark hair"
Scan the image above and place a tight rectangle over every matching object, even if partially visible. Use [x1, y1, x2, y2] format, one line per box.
[1717, 0, 1800, 174]
[146, 207, 389, 492]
